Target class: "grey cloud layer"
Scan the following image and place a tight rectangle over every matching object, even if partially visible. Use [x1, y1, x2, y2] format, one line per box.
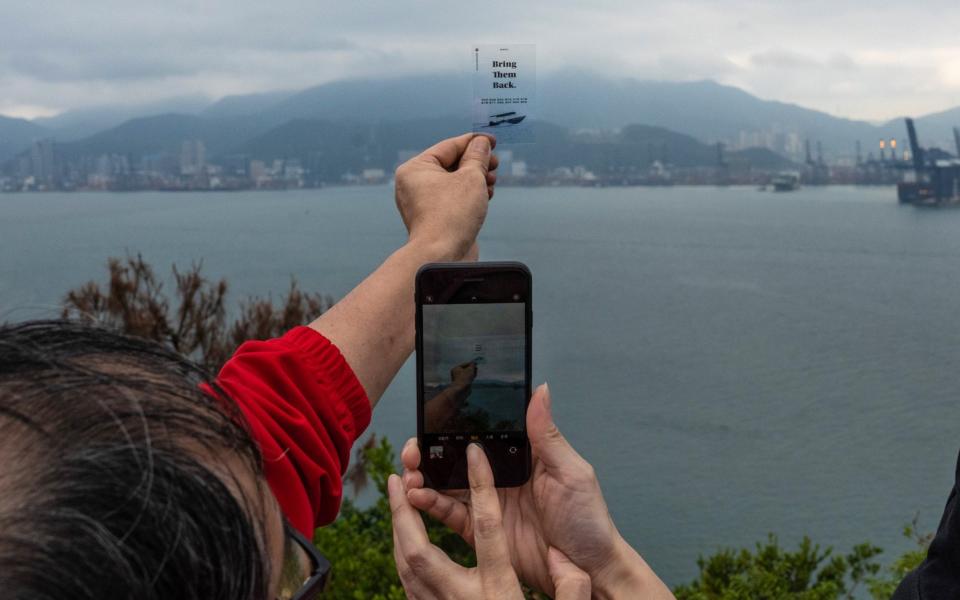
[1, 0, 958, 119]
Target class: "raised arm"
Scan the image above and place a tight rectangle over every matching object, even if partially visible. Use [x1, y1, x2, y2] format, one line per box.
[309, 133, 497, 407]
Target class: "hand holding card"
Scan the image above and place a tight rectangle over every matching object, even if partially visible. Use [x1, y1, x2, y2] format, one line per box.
[472, 44, 536, 144]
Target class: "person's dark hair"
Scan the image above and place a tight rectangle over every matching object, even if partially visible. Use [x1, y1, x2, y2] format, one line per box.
[0, 320, 269, 600]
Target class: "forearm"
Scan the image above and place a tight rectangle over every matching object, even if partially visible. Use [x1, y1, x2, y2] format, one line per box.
[309, 239, 460, 408]
[592, 537, 675, 600]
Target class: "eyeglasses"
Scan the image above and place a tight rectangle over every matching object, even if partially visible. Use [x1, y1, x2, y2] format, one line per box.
[277, 522, 331, 600]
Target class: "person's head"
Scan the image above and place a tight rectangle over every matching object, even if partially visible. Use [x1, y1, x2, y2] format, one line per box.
[0, 320, 306, 600]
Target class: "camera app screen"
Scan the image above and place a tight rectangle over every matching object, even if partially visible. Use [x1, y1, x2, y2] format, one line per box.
[422, 303, 526, 434]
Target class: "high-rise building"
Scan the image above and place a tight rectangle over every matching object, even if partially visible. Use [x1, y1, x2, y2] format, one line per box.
[30, 138, 57, 186]
[179, 140, 206, 175]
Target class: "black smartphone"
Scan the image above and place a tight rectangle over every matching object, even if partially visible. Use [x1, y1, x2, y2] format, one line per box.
[416, 262, 532, 489]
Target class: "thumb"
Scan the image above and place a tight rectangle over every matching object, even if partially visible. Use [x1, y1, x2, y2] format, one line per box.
[457, 135, 492, 174]
[548, 547, 591, 600]
[526, 383, 582, 470]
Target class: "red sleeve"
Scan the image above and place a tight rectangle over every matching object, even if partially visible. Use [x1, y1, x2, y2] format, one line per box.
[211, 326, 371, 537]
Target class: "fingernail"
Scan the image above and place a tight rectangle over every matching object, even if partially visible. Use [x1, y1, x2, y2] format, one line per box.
[472, 135, 491, 155]
[467, 442, 483, 463]
[542, 382, 551, 411]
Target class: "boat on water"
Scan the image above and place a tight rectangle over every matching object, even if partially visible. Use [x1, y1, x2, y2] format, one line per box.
[771, 172, 801, 192]
[487, 112, 526, 127]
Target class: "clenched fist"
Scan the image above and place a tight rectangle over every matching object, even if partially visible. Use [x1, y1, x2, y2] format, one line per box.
[395, 133, 498, 262]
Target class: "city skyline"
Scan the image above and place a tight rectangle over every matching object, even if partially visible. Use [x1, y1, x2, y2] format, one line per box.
[2, 0, 959, 122]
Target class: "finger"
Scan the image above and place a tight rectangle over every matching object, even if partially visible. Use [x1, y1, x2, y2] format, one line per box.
[401, 437, 421, 471]
[526, 383, 585, 471]
[548, 547, 592, 600]
[390, 474, 460, 594]
[416, 132, 478, 170]
[466, 444, 512, 576]
[488, 186, 495, 201]
[402, 467, 424, 490]
[489, 152, 500, 172]
[388, 474, 432, 555]
[485, 170, 497, 187]
[407, 487, 475, 545]
[457, 135, 492, 175]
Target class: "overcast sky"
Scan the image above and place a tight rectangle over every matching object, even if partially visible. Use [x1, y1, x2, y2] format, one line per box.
[2, 0, 958, 122]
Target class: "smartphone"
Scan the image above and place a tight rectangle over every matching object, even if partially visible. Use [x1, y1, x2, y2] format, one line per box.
[416, 262, 532, 489]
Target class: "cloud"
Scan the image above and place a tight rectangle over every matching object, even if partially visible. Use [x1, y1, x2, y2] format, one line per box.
[747, 50, 858, 72]
[0, 0, 958, 121]
[4, 52, 196, 82]
[750, 50, 822, 70]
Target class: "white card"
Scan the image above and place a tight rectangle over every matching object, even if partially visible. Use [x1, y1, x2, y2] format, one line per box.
[472, 44, 536, 144]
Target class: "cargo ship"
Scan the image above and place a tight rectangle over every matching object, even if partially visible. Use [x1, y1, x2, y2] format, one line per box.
[897, 119, 960, 206]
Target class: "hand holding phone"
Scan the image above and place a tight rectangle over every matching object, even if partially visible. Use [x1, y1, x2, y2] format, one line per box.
[388, 443, 591, 599]
[401, 386, 676, 599]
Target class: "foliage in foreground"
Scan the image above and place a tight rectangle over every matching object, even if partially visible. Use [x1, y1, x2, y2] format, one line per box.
[60, 255, 931, 599]
[61, 253, 332, 373]
[673, 518, 928, 600]
[673, 536, 882, 599]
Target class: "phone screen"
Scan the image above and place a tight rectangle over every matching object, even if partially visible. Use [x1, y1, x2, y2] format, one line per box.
[416, 263, 532, 489]
[422, 302, 526, 434]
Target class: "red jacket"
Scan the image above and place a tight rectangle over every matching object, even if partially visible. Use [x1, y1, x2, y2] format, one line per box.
[214, 326, 371, 537]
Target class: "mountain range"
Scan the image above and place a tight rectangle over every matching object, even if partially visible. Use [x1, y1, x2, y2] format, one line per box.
[2, 72, 957, 167]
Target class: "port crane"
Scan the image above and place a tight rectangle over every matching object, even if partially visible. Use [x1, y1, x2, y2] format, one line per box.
[897, 118, 960, 206]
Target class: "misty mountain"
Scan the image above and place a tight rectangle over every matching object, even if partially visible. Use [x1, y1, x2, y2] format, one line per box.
[0, 116, 49, 162]
[199, 89, 296, 119]
[541, 73, 881, 154]
[56, 113, 276, 161]
[54, 105, 791, 178]
[917, 107, 960, 136]
[245, 74, 470, 123]
[732, 146, 796, 170]
[230, 116, 465, 161]
[8, 71, 958, 169]
[228, 118, 420, 180]
[880, 107, 960, 153]
[522, 122, 794, 172]
[35, 96, 211, 142]
[201, 72, 911, 157]
[229, 117, 793, 176]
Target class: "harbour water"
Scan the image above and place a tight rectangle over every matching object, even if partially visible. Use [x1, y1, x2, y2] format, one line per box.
[2, 185, 960, 586]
